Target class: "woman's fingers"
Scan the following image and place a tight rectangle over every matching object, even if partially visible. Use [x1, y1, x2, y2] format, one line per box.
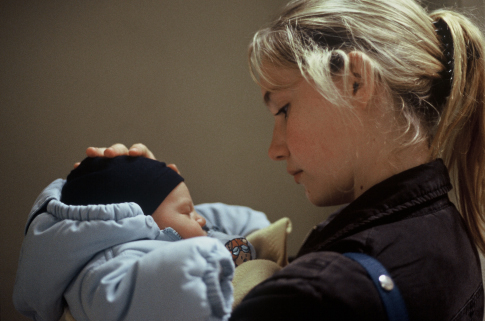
[75, 143, 155, 169]
[167, 163, 180, 174]
[104, 144, 130, 158]
[86, 147, 108, 157]
[128, 143, 156, 160]
[85, 144, 154, 158]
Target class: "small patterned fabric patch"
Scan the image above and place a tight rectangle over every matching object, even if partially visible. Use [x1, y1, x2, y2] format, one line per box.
[225, 238, 252, 267]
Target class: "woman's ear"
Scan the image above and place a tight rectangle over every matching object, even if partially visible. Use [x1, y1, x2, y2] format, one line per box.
[348, 51, 374, 110]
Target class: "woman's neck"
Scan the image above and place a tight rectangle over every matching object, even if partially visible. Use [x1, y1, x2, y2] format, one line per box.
[352, 131, 432, 200]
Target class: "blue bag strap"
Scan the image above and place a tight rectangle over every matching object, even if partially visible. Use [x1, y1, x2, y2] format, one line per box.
[343, 252, 409, 321]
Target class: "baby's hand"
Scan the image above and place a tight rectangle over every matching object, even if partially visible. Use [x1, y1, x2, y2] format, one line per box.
[74, 143, 156, 168]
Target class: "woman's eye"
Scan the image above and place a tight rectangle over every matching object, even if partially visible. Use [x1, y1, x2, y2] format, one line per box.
[275, 104, 289, 119]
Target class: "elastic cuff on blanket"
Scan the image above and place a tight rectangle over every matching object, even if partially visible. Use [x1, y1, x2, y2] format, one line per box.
[203, 247, 234, 320]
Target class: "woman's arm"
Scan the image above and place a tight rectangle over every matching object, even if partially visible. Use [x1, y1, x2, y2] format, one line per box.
[230, 252, 386, 321]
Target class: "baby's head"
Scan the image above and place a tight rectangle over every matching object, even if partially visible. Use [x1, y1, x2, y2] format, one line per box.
[61, 156, 207, 238]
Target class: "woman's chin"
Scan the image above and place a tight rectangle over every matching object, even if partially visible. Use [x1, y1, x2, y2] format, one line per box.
[305, 188, 326, 207]
[305, 188, 353, 207]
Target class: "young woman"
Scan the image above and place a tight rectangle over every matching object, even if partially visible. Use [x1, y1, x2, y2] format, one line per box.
[52, 0, 485, 319]
[231, 0, 485, 319]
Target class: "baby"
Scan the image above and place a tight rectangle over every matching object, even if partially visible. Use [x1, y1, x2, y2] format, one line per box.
[14, 155, 269, 321]
[61, 155, 256, 266]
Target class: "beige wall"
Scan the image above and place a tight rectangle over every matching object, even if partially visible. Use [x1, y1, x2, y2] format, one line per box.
[428, 0, 485, 27]
[1, 0, 483, 320]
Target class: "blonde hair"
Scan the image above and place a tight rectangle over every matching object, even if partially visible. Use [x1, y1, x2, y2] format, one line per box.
[249, 0, 485, 251]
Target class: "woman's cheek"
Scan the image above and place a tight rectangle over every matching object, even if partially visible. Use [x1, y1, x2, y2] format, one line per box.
[285, 120, 307, 152]
[287, 122, 327, 161]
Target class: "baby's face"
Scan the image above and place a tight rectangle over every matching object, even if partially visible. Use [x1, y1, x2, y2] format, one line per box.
[151, 182, 207, 239]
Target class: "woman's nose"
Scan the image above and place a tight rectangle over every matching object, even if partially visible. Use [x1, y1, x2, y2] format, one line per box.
[268, 122, 289, 161]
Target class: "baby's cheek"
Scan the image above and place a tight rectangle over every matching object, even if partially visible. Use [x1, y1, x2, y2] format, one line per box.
[191, 224, 208, 237]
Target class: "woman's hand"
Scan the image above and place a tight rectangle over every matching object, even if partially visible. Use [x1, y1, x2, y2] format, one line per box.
[73, 143, 180, 174]
[74, 143, 157, 168]
[87, 143, 156, 159]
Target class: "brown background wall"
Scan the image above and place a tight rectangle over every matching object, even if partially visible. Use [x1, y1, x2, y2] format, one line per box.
[1, 0, 483, 320]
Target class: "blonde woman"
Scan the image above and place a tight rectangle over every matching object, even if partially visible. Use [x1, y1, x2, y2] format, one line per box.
[34, 0, 485, 319]
[229, 0, 484, 319]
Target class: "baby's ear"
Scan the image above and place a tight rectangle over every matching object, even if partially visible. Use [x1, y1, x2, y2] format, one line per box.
[348, 51, 375, 110]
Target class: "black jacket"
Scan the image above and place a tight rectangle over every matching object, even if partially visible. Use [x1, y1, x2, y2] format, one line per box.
[231, 159, 483, 320]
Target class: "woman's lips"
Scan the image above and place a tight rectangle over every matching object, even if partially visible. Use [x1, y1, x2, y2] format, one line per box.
[292, 171, 303, 184]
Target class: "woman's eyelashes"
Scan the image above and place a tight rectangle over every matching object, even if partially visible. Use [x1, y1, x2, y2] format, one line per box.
[275, 104, 289, 118]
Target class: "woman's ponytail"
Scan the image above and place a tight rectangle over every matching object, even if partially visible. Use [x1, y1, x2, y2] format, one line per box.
[430, 10, 485, 252]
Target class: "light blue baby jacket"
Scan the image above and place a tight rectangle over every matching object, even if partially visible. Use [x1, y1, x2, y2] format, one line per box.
[13, 179, 270, 321]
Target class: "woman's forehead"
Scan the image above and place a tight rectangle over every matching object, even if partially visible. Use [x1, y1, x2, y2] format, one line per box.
[259, 63, 302, 91]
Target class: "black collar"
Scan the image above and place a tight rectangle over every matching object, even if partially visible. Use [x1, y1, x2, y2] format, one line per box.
[297, 159, 452, 257]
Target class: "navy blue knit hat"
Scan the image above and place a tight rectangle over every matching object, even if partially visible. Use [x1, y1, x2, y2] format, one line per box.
[61, 156, 184, 215]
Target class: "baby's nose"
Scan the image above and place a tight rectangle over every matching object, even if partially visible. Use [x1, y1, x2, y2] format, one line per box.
[195, 212, 206, 227]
